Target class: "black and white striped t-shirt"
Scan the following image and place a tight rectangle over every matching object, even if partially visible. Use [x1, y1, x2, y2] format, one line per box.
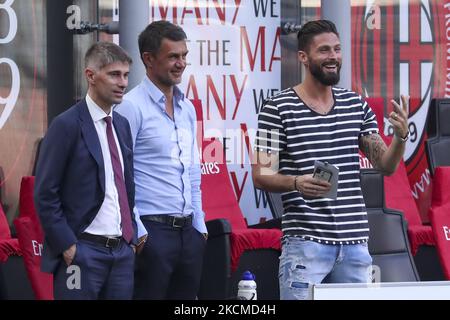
[255, 87, 379, 245]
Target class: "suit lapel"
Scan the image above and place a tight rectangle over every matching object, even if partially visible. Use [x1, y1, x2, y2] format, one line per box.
[78, 100, 106, 193]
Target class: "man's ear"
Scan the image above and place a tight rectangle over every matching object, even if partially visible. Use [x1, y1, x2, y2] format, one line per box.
[85, 68, 95, 84]
[142, 52, 154, 69]
[298, 50, 308, 66]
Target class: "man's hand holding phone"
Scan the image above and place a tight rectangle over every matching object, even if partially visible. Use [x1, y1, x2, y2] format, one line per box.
[294, 174, 332, 198]
[294, 161, 339, 199]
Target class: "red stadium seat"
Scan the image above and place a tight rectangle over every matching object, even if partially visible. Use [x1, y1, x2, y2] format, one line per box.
[0, 203, 31, 299]
[199, 138, 282, 299]
[424, 98, 450, 279]
[428, 167, 450, 279]
[14, 176, 53, 300]
[0, 204, 21, 263]
[429, 204, 450, 279]
[191, 99, 282, 300]
[201, 138, 282, 267]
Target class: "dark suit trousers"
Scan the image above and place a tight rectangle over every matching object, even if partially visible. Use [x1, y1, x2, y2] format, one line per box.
[53, 239, 135, 300]
[134, 220, 206, 300]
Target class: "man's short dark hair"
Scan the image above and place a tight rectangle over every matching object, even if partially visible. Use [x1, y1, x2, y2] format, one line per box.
[297, 20, 339, 52]
[85, 41, 132, 69]
[138, 20, 187, 59]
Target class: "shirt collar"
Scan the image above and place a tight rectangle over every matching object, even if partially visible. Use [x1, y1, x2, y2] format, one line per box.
[143, 76, 185, 109]
[86, 94, 112, 123]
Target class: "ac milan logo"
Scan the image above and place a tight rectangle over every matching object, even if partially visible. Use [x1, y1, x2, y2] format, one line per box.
[354, 0, 437, 161]
[352, 0, 447, 217]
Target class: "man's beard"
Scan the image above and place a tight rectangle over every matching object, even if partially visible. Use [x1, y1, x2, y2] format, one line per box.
[309, 60, 341, 86]
[157, 72, 182, 87]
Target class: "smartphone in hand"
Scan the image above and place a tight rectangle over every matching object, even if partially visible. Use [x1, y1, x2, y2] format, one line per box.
[313, 166, 333, 182]
[312, 161, 339, 199]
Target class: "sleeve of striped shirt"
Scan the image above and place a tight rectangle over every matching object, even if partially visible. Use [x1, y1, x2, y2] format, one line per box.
[359, 98, 379, 137]
[254, 99, 287, 154]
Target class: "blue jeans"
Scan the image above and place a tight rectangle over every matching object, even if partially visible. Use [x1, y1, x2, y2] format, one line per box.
[279, 237, 372, 300]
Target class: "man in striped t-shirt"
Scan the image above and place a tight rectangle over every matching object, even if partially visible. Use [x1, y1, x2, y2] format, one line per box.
[252, 20, 409, 300]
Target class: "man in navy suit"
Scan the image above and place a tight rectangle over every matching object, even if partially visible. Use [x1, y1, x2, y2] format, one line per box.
[34, 42, 146, 300]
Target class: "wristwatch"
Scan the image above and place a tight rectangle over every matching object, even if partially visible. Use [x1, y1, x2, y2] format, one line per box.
[396, 131, 410, 142]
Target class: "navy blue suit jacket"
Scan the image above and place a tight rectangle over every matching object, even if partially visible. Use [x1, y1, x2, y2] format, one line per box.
[34, 99, 137, 273]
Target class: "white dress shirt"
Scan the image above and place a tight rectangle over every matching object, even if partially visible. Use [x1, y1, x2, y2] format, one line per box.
[84, 94, 124, 237]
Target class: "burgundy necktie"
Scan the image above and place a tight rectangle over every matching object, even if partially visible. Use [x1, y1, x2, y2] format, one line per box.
[104, 116, 133, 243]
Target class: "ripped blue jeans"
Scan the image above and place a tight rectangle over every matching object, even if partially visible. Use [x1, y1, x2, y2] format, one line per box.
[279, 237, 372, 300]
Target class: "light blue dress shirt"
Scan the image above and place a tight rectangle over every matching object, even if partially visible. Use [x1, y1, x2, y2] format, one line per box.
[116, 77, 207, 234]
